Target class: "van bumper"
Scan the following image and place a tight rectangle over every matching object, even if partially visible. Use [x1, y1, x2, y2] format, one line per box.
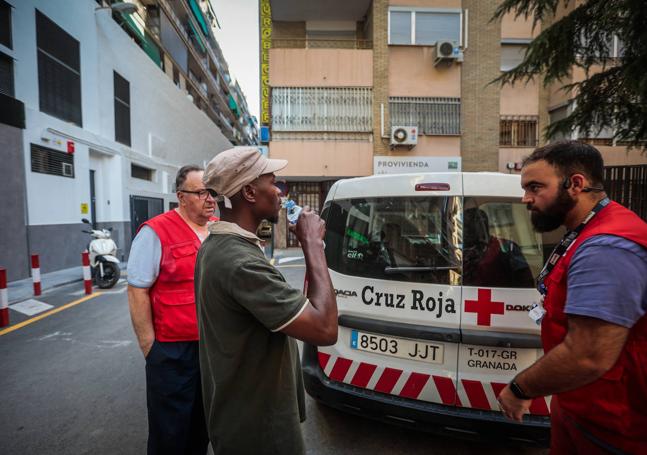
[302, 343, 550, 447]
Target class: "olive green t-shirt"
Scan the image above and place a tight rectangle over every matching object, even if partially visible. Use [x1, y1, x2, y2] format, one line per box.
[195, 228, 308, 455]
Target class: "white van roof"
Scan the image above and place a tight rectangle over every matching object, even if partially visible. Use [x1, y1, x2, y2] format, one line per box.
[326, 172, 523, 202]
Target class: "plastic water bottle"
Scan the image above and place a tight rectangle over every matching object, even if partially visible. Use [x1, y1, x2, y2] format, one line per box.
[282, 199, 303, 224]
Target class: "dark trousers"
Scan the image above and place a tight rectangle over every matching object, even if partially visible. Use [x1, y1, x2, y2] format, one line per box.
[145, 340, 209, 455]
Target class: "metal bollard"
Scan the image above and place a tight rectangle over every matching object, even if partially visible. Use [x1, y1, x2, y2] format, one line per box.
[82, 251, 92, 295]
[0, 268, 8, 327]
[31, 254, 41, 296]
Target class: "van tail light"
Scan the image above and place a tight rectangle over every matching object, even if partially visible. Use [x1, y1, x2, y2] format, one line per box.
[415, 183, 450, 191]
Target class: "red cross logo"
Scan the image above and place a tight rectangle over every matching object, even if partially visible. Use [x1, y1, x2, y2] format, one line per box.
[465, 289, 505, 326]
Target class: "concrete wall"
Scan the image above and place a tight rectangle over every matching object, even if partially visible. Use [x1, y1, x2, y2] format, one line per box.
[269, 49, 373, 86]
[388, 47, 461, 97]
[0, 123, 30, 281]
[271, 140, 374, 177]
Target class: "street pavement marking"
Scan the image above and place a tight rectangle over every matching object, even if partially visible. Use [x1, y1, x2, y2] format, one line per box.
[10, 299, 54, 316]
[278, 256, 304, 265]
[0, 293, 102, 337]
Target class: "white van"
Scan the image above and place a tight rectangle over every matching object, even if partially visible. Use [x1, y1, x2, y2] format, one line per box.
[302, 172, 561, 445]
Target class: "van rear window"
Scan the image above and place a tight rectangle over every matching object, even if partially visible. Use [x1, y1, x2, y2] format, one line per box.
[324, 197, 462, 285]
[323, 196, 562, 288]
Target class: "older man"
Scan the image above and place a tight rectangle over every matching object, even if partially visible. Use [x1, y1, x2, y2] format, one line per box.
[127, 165, 214, 455]
[195, 147, 338, 455]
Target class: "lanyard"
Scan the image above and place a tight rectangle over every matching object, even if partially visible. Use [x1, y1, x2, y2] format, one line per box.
[536, 198, 609, 295]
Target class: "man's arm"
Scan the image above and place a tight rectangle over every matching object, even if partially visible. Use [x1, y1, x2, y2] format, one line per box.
[281, 207, 338, 346]
[125, 226, 161, 357]
[127, 286, 156, 357]
[498, 315, 628, 421]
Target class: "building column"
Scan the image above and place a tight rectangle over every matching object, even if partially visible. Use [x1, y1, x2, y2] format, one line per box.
[461, 0, 501, 171]
[372, 0, 389, 156]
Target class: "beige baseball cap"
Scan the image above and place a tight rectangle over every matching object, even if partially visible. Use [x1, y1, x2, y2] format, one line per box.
[203, 146, 287, 201]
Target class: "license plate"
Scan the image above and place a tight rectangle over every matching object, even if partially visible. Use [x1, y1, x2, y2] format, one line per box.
[351, 330, 444, 364]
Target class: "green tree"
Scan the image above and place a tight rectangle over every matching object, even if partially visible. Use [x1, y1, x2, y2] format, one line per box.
[493, 0, 647, 146]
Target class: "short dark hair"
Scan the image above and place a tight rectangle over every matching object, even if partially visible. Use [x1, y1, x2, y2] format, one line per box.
[175, 165, 204, 191]
[522, 140, 605, 186]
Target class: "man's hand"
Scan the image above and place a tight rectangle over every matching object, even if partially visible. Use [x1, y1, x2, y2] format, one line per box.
[497, 385, 532, 422]
[141, 338, 155, 358]
[292, 206, 325, 247]
[127, 285, 156, 359]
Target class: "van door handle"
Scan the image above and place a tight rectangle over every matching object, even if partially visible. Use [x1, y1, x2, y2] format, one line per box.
[461, 329, 542, 348]
[338, 315, 460, 343]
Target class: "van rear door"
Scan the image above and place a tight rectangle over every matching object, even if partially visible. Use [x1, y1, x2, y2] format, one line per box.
[457, 174, 559, 415]
[321, 173, 463, 407]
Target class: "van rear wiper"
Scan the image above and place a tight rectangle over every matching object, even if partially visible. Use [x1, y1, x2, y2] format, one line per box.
[384, 266, 460, 274]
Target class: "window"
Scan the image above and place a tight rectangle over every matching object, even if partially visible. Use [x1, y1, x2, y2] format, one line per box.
[131, 163, 154, 181]
[389, 9, 462, 46]
[36, 10, 82, 126]
[499, 116, 538, 146]
[271, 87, 372, 132]
[501, 44, 526, 71]
[0, 51, 13, 96]
[31, 143, 75, 178]
[548, 105, 572, 141]
[463, 197, 563, 288]
[0, 0, 12, 49]
[114, 71, 131, 146]
[324, 197, 462, 285]
[390, 97, 461, 135]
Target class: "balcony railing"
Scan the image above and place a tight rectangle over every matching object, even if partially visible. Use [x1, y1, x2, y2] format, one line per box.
[271, 38, 373, 49]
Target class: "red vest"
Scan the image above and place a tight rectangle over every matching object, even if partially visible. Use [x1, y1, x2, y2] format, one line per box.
[542, 201, 647, 451]
[141, 210, 202, 342]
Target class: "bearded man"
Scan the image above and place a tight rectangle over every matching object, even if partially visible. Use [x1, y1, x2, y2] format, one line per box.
[496, 141, 647, 454]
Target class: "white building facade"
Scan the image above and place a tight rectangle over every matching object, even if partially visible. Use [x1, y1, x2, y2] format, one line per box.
[0, 0, 249, 279]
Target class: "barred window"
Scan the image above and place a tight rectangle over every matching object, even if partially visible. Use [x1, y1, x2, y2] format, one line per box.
[31, 143, 75, 178]
[389, 97, 460, 135]
[499, 116, 538, 147]
[36, 10, 82, 126]
[271, 87, 372, 132]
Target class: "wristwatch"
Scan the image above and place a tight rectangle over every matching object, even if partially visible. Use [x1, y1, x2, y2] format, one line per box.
[509, 379, 531, 400]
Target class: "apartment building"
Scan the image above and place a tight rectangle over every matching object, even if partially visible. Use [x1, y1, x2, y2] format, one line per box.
[260, 0, 647, 248]
[0, 0, 257, 280]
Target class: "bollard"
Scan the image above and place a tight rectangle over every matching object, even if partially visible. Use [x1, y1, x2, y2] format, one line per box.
[31, 254, 41, 296]
[82, 251, 92, 295]
[0, 268, 8, 327]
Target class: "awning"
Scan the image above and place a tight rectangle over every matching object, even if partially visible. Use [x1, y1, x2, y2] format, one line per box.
[187, 19, 207, 53]
[228, 95, 240, 117]
[188, 0, 210, 37]
[119, 11, 162, 67]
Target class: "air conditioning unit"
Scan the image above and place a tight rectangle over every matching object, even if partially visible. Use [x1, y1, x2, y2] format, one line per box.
[390, 126, 418, 146]
[434, 41, 463, 67]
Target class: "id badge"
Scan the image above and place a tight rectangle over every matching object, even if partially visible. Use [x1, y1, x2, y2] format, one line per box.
[528, 298, 546, 325]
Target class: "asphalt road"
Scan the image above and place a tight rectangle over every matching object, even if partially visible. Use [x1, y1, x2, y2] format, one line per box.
[0, 256, 546, 454]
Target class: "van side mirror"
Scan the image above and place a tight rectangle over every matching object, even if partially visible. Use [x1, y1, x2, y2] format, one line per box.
[81, 218, 90, 224]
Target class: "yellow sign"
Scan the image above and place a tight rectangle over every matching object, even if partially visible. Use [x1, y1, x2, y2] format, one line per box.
[81, 203, 89, 214]
[260, 0, 271, 125]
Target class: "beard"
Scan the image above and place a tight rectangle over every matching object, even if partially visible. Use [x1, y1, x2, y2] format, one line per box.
[529, 188, 576, 232]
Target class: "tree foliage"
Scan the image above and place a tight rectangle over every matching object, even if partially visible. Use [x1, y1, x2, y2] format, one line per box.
[493, 0, 647, 146]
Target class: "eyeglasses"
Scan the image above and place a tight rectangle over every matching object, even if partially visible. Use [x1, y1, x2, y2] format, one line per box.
[179, 189, 215, 200]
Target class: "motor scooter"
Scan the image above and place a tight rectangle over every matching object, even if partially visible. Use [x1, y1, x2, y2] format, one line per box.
[81, 218, 121, 288]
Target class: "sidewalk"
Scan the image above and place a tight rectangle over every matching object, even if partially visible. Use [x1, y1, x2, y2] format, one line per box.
[7, 266, 85, 304]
